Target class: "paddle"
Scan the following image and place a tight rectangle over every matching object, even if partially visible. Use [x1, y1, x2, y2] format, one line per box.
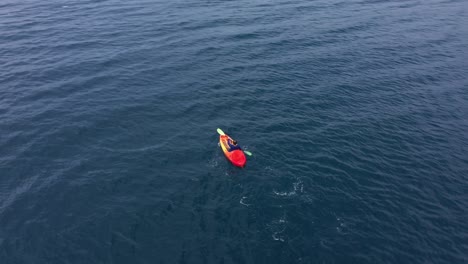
[217, 128, 252, 156]
[216, 128, 225, 135]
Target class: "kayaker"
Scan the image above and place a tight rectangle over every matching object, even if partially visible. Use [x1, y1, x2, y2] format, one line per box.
[227, 139, 242, 152]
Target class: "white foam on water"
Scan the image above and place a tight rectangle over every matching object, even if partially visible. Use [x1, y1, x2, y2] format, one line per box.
[239, 196, 250, 206]
[268, 215, 288, 242]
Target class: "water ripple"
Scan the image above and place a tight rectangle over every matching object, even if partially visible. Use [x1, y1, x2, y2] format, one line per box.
[1, 0, 468, 263]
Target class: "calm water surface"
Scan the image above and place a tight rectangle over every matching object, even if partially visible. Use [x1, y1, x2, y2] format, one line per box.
[1, 0, 468, 263]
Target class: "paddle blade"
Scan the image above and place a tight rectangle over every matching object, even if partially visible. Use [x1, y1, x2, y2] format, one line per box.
[217, 128, 225, 135]
[243, 150, 252, 156]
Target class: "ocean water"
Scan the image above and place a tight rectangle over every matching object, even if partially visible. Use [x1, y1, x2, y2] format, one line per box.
[1, 0, 468, 263]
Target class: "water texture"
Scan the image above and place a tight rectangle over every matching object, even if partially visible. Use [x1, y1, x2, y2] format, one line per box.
[1, 0, 468, 263]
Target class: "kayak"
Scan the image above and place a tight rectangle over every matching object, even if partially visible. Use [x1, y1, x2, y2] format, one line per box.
[219, 134, 246, 168]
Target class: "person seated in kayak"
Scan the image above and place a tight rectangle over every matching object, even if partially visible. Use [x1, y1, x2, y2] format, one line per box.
[227, 139, 242, 152]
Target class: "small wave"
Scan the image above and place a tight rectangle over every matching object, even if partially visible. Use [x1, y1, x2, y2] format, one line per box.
[240, 196, 251, 206]
[0, 174, 39, 214]
[272, 232, 285, 242]
[293, 179, 304, 193]
[207, 158, 219, 168]
[335, 216, 348, 234]
[268, 215, 288, 242]
[273, 178, 304, 197]
[273, 190, 295, 197]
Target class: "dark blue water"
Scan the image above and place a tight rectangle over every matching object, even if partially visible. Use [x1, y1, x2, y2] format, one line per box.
[1, 0, 468, 263]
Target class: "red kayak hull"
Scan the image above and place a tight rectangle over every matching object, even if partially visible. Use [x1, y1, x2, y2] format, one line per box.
[219, 134, 246, 168]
